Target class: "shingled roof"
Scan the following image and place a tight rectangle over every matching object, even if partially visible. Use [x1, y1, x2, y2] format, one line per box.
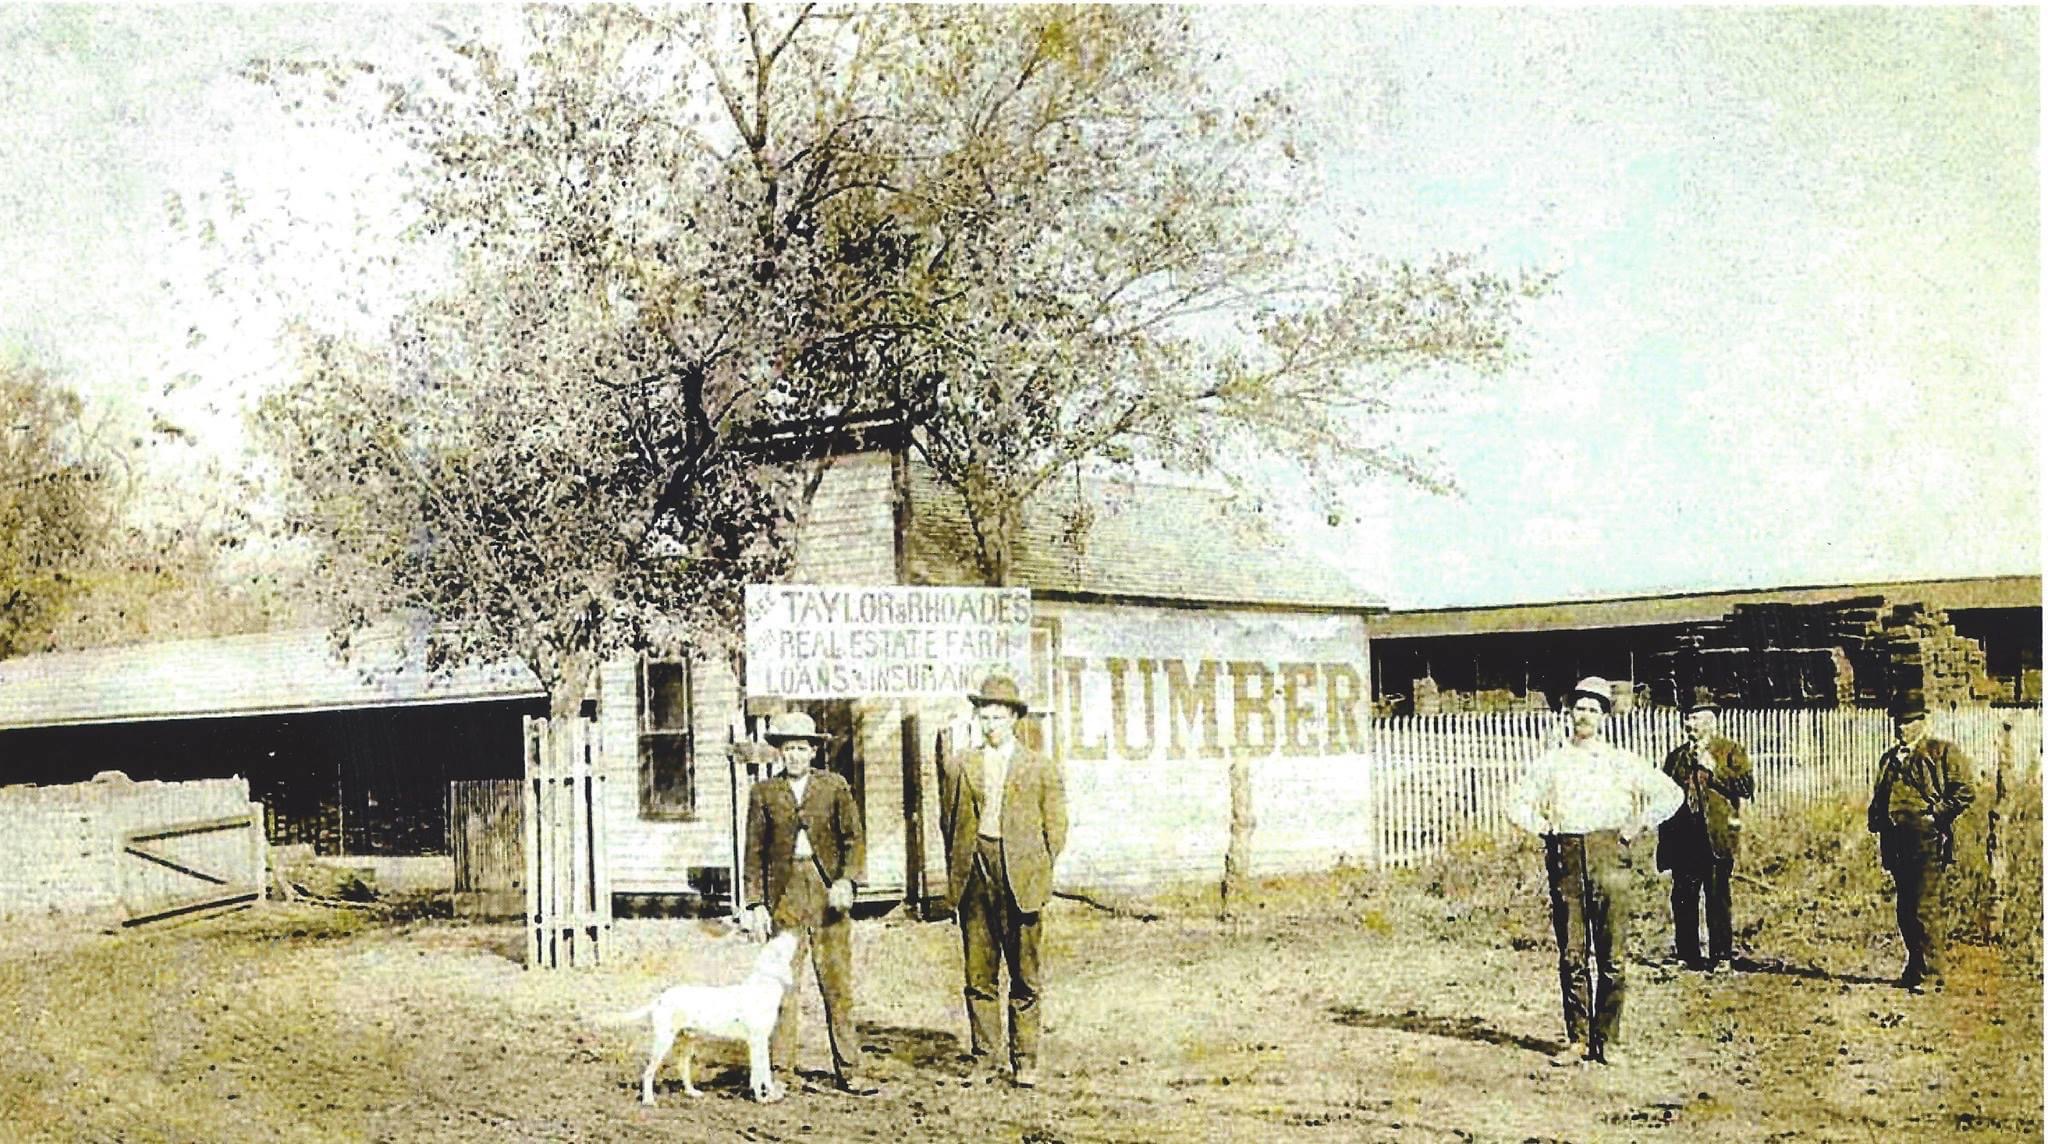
[901, 461, 1382, 613]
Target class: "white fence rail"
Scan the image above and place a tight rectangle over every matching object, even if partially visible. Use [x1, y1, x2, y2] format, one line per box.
[1367, 706, 2041, 868]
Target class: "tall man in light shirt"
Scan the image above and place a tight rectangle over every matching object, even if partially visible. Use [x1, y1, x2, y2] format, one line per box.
[1510, 677, 1684, 1068]
[938, 674, 1068, 1088]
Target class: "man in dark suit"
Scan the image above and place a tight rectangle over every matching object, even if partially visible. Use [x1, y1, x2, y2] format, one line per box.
[1655, 688, 1755, 972]
[938, 674, 1067, 1088]
[1867, 692, 1976, 994]
[743, 711, 879, 1096]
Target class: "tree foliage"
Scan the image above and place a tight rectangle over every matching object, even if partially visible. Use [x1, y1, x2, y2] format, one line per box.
[0, 361, 109, 656]
[861, 6, 1548, 584]
[244, 5, 902, 714]
[0, 357, 293, 655]
[233, 3, 1546, 711]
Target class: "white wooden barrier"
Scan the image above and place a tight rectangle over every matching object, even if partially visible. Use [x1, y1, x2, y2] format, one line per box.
[1366, 706, 2040, 868]
[523, 715, 610, 969]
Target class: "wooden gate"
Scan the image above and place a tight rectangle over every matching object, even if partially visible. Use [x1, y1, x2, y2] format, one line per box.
[450, 779, 524, 919]
[523, 715, 611, 969]
[120, 805, 267, 928]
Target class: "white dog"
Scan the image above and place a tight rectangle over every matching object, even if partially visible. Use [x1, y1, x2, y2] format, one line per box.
[605, 930, 800, 1105]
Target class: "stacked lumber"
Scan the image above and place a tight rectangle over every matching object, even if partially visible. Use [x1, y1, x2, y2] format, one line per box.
[1645, 596, 1996, 709]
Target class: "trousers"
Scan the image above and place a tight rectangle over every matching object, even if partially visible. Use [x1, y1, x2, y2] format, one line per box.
[1670, 854, 1735, 963]
[1544, 831, 1633, 1052]
[958, 835, 1043, 1068]
[769, 858, 860, 1077]
[1882, 816, 1950, 982]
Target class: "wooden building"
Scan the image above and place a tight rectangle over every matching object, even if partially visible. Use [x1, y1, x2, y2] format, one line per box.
[0, 442, 1383, 903]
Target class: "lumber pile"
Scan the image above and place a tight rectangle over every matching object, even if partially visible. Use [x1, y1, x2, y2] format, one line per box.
[1646, 596, 1997, 709]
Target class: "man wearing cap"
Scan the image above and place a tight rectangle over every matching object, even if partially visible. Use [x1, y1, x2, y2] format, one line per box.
[938, 674, 1067, 1088]
[1509, 677, 1684, 1067]
[1866, 693, 1975, 994]
[743, 711, 879, 1096]
[1655, 688, 1755, 972]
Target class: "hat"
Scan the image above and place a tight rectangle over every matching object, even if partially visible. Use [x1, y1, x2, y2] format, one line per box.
[1681, 686, 1719, 714]
[763, 711, 831, 744]
[1567, 677, 1615, 713]
[969, 673, 1030, 714]
[1889, 691, 1929, 721]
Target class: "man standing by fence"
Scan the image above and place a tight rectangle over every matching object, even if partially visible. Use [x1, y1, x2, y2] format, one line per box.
[1867, 692, 1975, 994]
[1509, 677, 1684, 1067]
[1655, 688, 1755, 973]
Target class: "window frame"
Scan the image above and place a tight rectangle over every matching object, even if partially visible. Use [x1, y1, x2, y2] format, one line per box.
[636, 655, 697, 822]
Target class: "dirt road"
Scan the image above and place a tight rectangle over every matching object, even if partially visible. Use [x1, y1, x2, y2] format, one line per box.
[1, 860, 2036, 1144]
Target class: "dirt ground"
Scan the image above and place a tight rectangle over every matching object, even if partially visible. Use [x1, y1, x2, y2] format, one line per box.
[1, 811, 2039, 1143]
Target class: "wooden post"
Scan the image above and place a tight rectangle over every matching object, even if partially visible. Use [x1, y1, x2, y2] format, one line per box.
[1986, 716, 2012, 942]
[248, 802, 267, 908]
[1221, 753, 1254, 920]
[902, 713, 925, 919]
[522, 717, 543, 969]
[729, 725, 748, 920]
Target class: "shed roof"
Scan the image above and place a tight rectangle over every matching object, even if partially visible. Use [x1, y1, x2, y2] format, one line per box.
[0, 625, 543, 731]
[1373, 574, 2042, 638]
[902, 461, 1383, 613]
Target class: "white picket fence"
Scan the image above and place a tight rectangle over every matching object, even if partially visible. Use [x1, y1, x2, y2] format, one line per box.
[1366, 706, 2042, 868]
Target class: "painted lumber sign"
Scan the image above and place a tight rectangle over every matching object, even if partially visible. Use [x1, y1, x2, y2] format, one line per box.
[745, 585, 1034, 699]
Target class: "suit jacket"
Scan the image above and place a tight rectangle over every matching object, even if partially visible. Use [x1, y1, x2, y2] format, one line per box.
[1655, 735, 1755, 870]
[1867, 736, 1975, 870]
[938, 742, 1067, 913]
[743, 770, 865, 913]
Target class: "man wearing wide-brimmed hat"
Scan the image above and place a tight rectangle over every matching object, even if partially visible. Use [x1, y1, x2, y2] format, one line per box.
[1655, 687, 1756, 972]
[1509, 677, 1684, 1068]
[742, 711, 879, 1096]
[1866, 691, 1976, 994]
[937, 673, 1067, 1089]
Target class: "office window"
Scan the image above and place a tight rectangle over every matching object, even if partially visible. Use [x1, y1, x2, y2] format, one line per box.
[638, 657, 695, 820]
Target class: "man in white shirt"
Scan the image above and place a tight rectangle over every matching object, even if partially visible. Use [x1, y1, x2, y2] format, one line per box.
[1509, 677, 1684, 1068]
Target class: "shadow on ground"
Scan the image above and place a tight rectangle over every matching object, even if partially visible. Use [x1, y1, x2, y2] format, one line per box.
[1329, 1005, 1562, 1056]
[858, 1023, 974, 1072]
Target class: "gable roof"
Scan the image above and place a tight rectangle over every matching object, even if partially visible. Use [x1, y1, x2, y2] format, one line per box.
[901, 460, 1383, 613]
[0, 625, 543, 731]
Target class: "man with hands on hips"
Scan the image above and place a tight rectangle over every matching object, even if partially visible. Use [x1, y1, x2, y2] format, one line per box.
[1509, 677, 1685, 1068]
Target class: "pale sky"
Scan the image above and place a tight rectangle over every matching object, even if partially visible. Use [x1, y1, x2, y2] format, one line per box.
[0, 6, 2037, 610]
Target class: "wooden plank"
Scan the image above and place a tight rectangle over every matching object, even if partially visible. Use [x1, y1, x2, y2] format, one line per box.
[523, 717, 543, 968]
[122, 845, 230, 886]
[124, 814, 257, 845]
[119, 892, 258, 929]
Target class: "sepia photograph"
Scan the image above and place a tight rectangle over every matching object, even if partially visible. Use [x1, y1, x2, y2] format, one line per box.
[0, 5, 2037, 1141]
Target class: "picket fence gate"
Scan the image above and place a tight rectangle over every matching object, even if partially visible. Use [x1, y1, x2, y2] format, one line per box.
[523, 715, 611, 969]
[1366, 705, 2041, 868]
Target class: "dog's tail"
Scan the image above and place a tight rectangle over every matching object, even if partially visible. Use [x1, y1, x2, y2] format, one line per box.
[591, 1003, 654, 1028]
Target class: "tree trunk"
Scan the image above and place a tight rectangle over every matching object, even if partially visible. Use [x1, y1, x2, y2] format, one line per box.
[1221, 755, 1254, 920]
